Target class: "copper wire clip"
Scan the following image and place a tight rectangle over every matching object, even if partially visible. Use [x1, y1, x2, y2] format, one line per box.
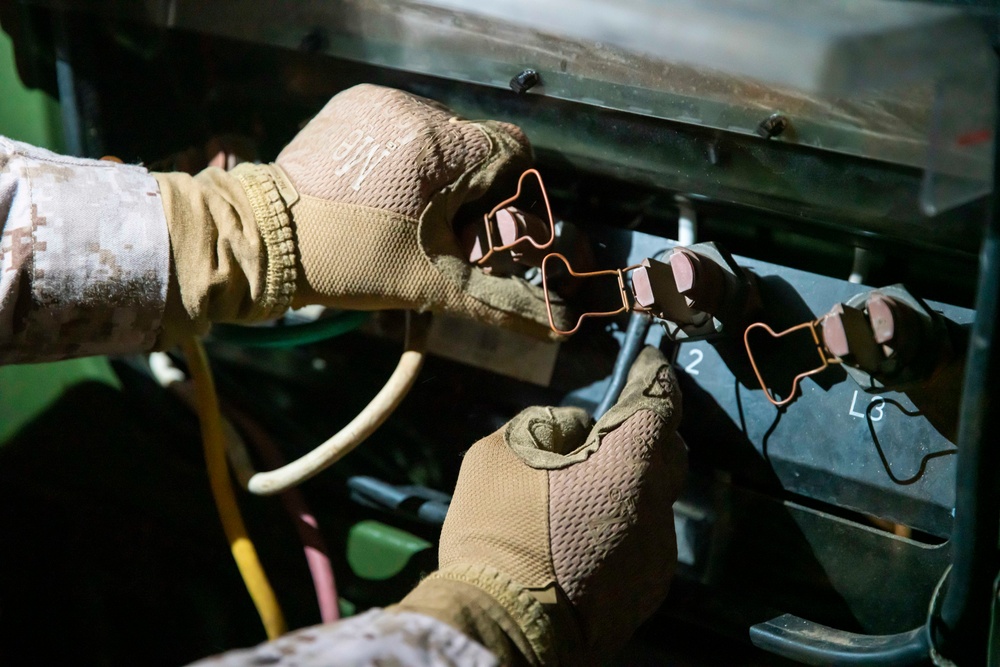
[476, 169, 556, 265]
[541, 253, 647, 336]
[743, 317, 841, 408]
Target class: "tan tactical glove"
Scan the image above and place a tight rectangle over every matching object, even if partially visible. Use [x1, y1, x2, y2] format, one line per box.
[153, 84, 567, 348]
[393, 346, 687, 666]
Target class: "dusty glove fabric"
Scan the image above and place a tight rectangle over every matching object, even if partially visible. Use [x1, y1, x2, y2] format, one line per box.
[186, 609, 498, 667]
[394, 346, 686, 665]
[0, 137, 169, 363]
[153, 163, 296, 348]
[241, 83, 568, 338]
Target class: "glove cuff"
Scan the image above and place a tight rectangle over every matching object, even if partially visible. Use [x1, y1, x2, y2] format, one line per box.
[155, 165, 297, 348]
[393, 563, 558, 666]
[232, 163, 297, 318]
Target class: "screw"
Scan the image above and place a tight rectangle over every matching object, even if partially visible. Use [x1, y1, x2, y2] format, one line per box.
[670, 249, 727, 315]
[632, 258, 673, 311]
[495, 207, 548, 267]
[822, 304, 852, 359]
[671, 250, 698, 295]
[509, 69, 541, 95]
[756, 113, 789, 139]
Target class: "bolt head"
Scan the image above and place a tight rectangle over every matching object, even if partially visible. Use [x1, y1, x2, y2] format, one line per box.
[867, 294, 897, 345]
[756, 113, 789, 139]
[671, 251, 697, 294]
[510, 69, 541, 94]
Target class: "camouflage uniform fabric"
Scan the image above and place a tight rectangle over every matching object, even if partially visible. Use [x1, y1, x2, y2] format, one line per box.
[0, 137, 169, 363]
[0, 138, 499, 664]
[188, 609, 498, 667]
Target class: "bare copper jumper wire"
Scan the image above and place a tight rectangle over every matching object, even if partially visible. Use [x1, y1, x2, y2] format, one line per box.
[542, 253, 647, 336]
[476, 169, 556, 265]
[743, 317, 842, 408]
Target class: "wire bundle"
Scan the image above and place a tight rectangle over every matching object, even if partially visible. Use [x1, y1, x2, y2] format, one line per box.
[180, 339, 288, 639]
[173, 311, 426, 638]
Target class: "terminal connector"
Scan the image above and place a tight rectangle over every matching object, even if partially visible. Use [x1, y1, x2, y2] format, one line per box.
[745, 284, 955, 406]
[632, 243, 760, 341]
[827, 285, 952, 391]
[541, 241, 759, 338]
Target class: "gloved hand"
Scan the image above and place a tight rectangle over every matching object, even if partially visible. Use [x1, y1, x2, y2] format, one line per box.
[393, 346, 686, 666]
[154, 84, 567, 348]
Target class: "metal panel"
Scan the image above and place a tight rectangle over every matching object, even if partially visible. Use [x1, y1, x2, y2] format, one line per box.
[569, 225, 969, 537]
[27, 0, 996, 174]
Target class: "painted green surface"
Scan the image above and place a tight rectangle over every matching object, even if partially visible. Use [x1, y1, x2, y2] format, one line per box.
[0, 357, 120, 446]
[338, 597, 357, 618]
[0, 25, 103, 447]
[0, 25, 63, 149]
[346, 520, 432, 581]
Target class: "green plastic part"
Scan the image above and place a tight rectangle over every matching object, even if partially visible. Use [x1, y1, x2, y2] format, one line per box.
[0, 26, 63, 150]
[338, 597, 357, 619]
[0, 357, 120, 446]
[346, 520, 432, 581]
[211, 311, 370, 348]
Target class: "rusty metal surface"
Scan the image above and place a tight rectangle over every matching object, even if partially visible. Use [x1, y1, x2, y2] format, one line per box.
[26, 0, 996, 179]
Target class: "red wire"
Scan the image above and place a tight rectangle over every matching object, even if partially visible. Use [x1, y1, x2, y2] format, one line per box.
[225, 406, 341, 623]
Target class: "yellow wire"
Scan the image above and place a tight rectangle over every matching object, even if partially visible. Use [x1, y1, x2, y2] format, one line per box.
[181, 338, 287, 639]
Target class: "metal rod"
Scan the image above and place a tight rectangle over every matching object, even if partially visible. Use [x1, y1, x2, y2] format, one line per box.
[53, 12, 83, 157]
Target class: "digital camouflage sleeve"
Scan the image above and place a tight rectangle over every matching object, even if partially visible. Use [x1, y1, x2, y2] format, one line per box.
[0, 137, 168, 363]
[188, 610, 498, 667]
[0, 137, 498, 665]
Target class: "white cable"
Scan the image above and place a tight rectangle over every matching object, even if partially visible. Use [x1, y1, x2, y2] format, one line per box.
[152, 314, 428, 495]
[677, 196, 698, 246]
[149, 351, 186, 387]
[149, 351, 257, 488]
[246, 312, 428, 496]
[848, 247, 872, 284]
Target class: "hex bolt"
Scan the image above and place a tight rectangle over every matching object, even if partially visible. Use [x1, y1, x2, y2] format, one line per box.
[671, 250, 697, 294]
[509, 69, 541, 94]
[670, 248, 726, 314]
[756, 113, 789, 139]
[822, 304, 852, 359]
[821, 303, 882, 373]
[633, 258, 675, 312]
[867, 294, 897, 346]
[494, 207, 548, 267]
[866, 292, 922, 363]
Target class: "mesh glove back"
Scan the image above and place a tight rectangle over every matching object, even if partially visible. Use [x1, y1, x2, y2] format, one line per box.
[398, 346, 686, 665]
[275, 84, 568, 338]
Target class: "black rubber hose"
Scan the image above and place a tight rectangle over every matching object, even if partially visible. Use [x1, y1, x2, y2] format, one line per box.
[934, 98, 1000, 663]
[593, 310, 652, 419]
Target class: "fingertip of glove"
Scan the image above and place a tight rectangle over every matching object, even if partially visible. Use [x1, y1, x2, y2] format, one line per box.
[477, 119, 531, 152]
[505, 405, 595, 469]
[627, 346, 678, 399]
[591, 345, 680, 439]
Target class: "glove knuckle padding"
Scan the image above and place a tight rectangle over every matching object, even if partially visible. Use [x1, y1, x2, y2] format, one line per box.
[279, 84, 489, 216]
[271, 84, 560, 335]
